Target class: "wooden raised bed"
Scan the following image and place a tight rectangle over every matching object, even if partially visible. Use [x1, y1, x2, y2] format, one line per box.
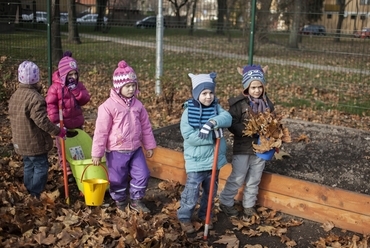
[146, 146, 370, 235]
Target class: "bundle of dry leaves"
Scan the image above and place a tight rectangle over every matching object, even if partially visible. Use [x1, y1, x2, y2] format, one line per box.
[243, 111, 292, 153]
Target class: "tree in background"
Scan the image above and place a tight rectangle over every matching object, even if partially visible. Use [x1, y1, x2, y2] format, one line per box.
[216, 0, 227, 34]
[334, 0, 352, 42]
[168, 0, 189, 23]
[288, 0, 302, 49]
[278, 0, 324, 31]
[51, 0, 63, 64]
[189, 0, 198, 35]
[67, 0, 81, 44]
[95, 0, 108, 32]
[255, 0, 273, 43]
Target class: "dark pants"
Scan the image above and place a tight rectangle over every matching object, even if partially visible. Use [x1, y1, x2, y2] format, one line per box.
[23, 153, 49, 198]
[105, 148, 150, 202]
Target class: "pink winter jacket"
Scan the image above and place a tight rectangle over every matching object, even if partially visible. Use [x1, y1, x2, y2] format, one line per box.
[46, 71, 91, 129]
[91, 89, 157, 158]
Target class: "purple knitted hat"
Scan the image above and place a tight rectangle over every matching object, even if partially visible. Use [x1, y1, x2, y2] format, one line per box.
[58, 51, 78, 86]
[18, 61, 40, 85]
[112, 60, 137, 93]
[242, 65, 266, 92]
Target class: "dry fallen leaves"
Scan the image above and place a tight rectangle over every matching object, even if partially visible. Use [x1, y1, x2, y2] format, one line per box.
[243, 111, 292, 153]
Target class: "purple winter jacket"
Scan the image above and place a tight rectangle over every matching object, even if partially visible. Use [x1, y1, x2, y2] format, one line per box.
[91, 89, 157, 158]
[46, 71, 90, 129]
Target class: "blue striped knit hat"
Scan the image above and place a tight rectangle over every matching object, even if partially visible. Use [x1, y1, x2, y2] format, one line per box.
[188, 72, 216, 100]
[242, 65, 265, 93]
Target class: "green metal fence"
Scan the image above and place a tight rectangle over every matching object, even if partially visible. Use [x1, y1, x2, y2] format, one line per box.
[1, 2, 370, 129]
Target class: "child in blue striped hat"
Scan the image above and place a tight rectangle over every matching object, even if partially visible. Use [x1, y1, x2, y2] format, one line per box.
[219, 64, 275, 220]
[177, 72, 232, 234]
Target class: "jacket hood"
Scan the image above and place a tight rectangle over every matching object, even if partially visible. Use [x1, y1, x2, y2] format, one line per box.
[52, 70, 63, 86]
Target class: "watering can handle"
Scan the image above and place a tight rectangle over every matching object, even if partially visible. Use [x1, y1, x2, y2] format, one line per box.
[80, 164, 109, 183]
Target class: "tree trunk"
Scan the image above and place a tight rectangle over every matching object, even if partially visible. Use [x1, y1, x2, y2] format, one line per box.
[67, 0, 81, 44]
[95, 0, 108, 32]
[189, 0, 197, 35]
[255, 0, 272, 44]
[216, 0, 226, 34]
[51, 0, 63, 64]
[334, 0, 347, 42]
[288, 0, 301, 49]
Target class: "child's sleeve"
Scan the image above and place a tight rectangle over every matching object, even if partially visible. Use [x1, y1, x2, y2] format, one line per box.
[227, 103, 246, 137]
[139, 106, 157, 150]
[91, 104, 111, 158]
[45, 85, 59, 124]
[211, 105, 232, 129]
[70, 81, 91, 106]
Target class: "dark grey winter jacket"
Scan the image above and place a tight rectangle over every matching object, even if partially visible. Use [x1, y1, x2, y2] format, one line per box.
[228, 93, 275, 155]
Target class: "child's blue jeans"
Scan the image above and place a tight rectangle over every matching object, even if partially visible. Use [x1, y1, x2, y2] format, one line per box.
[23, 153, 49, 198]
[177, 170, 219, 223]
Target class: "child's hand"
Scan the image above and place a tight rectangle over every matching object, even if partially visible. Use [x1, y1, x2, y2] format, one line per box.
[214, 128, 224, 139]
[146, 149, 154, 158]
[198, 121, 215, 139]
[92, 157, 101, 166]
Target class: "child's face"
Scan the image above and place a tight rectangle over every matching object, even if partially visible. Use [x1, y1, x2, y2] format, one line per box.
[67, 70, 78, 81]
[247, 81, 264, 98]
[120, 83, 136, 98]
[198, 89, 214, 106]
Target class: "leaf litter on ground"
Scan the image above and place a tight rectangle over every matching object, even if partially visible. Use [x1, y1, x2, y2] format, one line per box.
[0, 61, 370, 247]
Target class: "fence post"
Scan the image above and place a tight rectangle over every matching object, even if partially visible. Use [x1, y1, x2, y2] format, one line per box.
[248, 0, 257, 65]
[155, 0, 164, 96]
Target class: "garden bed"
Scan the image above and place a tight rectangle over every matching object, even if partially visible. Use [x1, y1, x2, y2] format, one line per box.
[150, 119, 370, 234]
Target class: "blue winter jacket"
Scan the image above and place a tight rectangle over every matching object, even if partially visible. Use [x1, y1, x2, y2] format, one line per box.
[180, 101, 232, 173]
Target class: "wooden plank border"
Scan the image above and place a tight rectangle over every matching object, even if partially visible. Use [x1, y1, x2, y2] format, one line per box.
[146, 146, 370, 234]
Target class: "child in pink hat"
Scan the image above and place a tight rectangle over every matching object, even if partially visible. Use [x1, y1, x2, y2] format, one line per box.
[91, 60, 156, 214]
[45, 51, 91, 183]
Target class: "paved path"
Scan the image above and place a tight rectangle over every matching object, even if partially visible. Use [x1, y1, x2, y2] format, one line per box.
[79, 33, 370, 75]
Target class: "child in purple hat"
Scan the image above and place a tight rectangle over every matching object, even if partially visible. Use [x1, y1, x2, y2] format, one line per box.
[9, 61, 66, 199]
[219, 65, 275, 219]
[91, 60, 156, 214]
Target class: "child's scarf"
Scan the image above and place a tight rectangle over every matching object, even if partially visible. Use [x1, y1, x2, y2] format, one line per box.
[187, 99, 218, 129]
[248, 95, 270, 113]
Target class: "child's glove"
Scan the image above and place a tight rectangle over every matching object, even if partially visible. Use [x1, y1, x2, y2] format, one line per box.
[198, 121, 214, 139]
[214, 128, 224, 139]
[58, 127, 67, 139]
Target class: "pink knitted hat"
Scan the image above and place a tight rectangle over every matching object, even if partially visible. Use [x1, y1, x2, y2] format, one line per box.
[18, 61, 39, 84]
[112, 60, 138, 94]
[58, 52, 78, 86]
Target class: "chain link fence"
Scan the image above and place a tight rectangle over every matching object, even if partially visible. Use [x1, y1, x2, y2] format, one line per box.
[1, 2, 370, 123]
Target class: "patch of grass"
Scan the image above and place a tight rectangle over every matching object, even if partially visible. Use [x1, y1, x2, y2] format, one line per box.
[1, 28, 370, 118]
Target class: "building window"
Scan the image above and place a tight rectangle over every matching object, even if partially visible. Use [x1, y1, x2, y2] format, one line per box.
[361, 15, 366, 20]
[327, 14, 332, 19]
[360, 0, 370, 5]
[351, 15, 357, 20]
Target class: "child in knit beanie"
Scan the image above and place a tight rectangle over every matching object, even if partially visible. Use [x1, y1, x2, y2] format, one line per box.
[219, 65, 275, 220]
[9, 61, 66, 199]
[177, 72, 232, 234]
[45, 51, 91, 183]
[91, 60, 156, 214]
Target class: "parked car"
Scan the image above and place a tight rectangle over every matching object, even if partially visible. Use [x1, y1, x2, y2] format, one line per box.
[60, 13, 68, 25]
[25, 11, 48, 24]
[299, 24, 326, 36]
[353, 27, 370, 38]
[135, 16, 166, 28]
[76, 14, 108, 25]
